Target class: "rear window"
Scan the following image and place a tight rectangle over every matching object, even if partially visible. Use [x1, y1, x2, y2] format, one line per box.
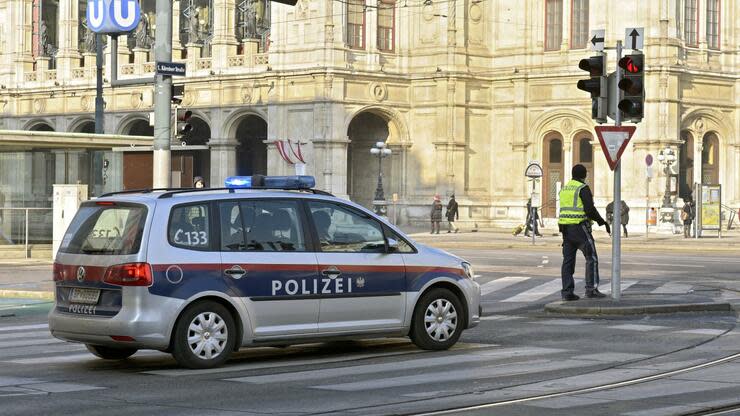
[59, 203, 148, 255]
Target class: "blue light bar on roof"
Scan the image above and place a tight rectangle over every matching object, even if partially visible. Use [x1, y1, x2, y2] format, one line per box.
[225, 175, 316, 190]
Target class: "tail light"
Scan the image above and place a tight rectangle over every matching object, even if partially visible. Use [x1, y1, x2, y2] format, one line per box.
[52, 262, 65, 281]
[103, 263, 153, 287]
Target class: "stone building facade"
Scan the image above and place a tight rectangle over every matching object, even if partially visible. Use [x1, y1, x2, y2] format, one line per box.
[0, 0, 737, 227]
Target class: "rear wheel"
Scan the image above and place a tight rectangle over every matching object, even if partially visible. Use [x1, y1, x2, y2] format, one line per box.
[172, 301, 236, 369]
[410, 288, 464, 350]
[85, 344, 138, 360]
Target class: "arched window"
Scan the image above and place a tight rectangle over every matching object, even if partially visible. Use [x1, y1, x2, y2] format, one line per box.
[549, 138, 562, 164]
[578, 137, 593, 163]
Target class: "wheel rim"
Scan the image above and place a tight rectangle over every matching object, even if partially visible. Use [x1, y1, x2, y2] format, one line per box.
[186, 311, 228, 360]
[423, 298, 458, 342]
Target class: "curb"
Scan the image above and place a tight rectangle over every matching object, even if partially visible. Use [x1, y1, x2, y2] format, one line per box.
[544, 301, 733, 316]
[415, 241, 740, 253]
[0, 290, 55, 301]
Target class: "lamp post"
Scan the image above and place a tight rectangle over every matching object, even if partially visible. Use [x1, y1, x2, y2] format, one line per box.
[657, 147, 677, 228]
[657, 147, 676, 208]
[370, 141, 392, 216]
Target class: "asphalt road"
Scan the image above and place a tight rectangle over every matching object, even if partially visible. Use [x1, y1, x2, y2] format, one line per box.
[0, 247, 738, 415]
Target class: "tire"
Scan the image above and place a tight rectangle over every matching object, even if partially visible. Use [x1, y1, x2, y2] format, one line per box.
[171, 301, 237, 369]
[85, 344, 138, 360]
[410, 288, 464, 350]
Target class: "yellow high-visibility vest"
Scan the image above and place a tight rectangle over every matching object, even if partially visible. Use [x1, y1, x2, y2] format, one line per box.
[558, 179, 588, 225]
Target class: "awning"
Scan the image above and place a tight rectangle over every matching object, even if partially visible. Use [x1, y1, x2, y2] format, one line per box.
[0, 130, 153, 150]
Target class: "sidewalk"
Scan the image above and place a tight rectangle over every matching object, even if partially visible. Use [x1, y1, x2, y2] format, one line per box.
[404, 225, 740, 253]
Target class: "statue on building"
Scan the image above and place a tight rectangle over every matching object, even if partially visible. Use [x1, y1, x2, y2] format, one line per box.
[81, 18, 96, 53]
[133, 13, 152, 48]
[39, 20, 49, 56]
[254, 0, 266, 30]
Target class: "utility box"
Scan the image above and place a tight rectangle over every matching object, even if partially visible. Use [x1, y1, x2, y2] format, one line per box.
[53, 185, 88, 259]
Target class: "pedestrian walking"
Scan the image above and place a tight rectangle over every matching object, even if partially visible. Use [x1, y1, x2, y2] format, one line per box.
[558, 164, 611, 301]
[430, 195, 443, 234]
[524, 198, 542, 237]
[193, 176, 205, 188]
[606, 200, 630, 238]
[682, 198, 696, 238]
[446, 195, 459, 233]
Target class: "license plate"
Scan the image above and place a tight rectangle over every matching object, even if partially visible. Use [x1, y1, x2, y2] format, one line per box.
[69, 288, 100, 305]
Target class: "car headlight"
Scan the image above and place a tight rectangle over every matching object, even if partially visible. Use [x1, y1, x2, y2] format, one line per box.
[461, 262, 475, 280]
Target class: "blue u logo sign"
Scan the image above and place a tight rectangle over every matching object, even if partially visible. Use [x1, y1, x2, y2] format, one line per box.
[87, 0, 141, 34]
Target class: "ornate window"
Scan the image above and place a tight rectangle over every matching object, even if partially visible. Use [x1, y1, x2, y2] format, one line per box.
[570, 0, 588, 49]
[706, 0, 720, 50]
[684, 0, 698, 46]
[549, 138, 563, 164]
[236, 0, 271, 52]
[545, 0, 563, 51]
[377, 0, 394, 52]
[347, 0, 365, 49]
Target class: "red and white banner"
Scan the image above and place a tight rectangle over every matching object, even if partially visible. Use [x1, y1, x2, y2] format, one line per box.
[276, 140, 306, 165]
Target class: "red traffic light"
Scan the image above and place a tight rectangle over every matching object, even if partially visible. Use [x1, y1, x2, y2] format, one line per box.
[618, 55, 643, 74]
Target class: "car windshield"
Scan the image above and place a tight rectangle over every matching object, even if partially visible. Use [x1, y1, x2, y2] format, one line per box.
[59, 203, 148, 256]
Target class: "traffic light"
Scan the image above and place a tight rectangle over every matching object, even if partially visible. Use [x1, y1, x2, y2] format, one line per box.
[577, 55, 607, 123]
[171, 84, 184, 105]
[617, 54, 644, 122]
[176, 109, 193, 140]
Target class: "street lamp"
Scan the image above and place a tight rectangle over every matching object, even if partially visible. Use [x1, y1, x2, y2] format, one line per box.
[657, 147, 676, 208]
[370, 141, 392, 216]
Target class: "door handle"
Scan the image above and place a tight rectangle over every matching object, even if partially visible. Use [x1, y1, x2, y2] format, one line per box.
[224, 265, 247, 279]
[321, 266, 341, 279]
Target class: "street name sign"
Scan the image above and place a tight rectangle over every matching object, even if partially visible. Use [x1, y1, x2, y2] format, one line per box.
[625, 27, 644, 50]
[87, 0, 141, 33]
[156, 62, 187, 77]
[525, 161, 543, 178]
[590, 29, 605, 52]
[595, 126, 636, 171]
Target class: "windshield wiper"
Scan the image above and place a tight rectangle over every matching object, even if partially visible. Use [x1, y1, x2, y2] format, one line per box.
[81, 248, 117, 254]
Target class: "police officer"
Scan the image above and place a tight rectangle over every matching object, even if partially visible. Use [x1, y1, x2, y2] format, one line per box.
[558, 164, 610, 301]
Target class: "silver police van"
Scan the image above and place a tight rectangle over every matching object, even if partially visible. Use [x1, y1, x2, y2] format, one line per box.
[49, 176, 481, 368]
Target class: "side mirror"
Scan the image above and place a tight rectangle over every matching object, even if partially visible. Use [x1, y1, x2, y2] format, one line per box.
[387, 238, 399, 253]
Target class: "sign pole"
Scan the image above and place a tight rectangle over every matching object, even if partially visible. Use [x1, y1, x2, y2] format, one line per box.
[153, 0, 173, 188]
[611, 41, 623, 301]
[531, 179, 536, 245]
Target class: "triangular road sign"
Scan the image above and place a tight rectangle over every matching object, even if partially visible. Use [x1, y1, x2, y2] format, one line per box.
[595, 126, 636, 171]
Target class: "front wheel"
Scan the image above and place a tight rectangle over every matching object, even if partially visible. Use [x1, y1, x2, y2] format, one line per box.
[172, 301, 237, 369]
[85, 344, 138, 360]
[410, 288, 464, 350]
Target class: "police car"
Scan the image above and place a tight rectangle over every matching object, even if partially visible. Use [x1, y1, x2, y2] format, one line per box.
[49, 176, 481, 369]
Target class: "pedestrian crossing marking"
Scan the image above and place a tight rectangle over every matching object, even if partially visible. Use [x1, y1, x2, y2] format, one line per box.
[501, 279, 562, 303]
[676, 329, 726, 336]
[651, 283, 693, 294]
[0, 323, 48, 332]
[0, 338, 63, 349]
[479, 276, 531, 296]
[609, 324, 669, 332]
[603, 280, 639, 293]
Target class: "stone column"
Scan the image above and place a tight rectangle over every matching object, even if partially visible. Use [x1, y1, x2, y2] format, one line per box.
[53, 150, 68, 184]
[187, 43, 203, 63]
[13, 0, 35, 85]
[209, 139, 239, 187]
[55, 0, 81, 81]
[173, 0, 184, 59]
[312, 139, 350, 199]
[117, 35, 131, 65]
[132, 47, 149, 74]
[211, 0, 238, 70]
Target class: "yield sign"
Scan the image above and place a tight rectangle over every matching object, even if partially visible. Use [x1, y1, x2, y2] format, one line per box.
[595, 126, 636, 171]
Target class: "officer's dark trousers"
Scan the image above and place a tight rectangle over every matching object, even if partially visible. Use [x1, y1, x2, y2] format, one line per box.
[561, 223, 599, 296]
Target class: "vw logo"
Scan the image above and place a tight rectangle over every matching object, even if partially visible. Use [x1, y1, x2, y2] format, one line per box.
[76, 266, 86, 283]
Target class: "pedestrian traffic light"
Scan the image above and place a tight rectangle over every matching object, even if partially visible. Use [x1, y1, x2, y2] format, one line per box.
[617, 54, 644, 122]
[176, 109, 193, 140]
[171, 84, 184, 105]
[577, 54, 607, 123]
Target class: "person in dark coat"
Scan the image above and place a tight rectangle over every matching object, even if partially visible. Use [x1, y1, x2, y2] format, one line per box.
[446, 195, 459, 233]
[430, 195, 443, 234]
[606, 200, 630, 237]
[682, 198, 696, 238]
[525, 198, 542, 237]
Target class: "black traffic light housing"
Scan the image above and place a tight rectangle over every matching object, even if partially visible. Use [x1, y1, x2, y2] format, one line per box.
[171, 84, 184, 105]
[176, 109, 193, 141]
[617, 54, 644, 122]
[577, 54, 607, 123]
[269, 0, 298, 4]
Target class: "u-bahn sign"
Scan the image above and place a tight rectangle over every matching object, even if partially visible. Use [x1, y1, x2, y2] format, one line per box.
[525, 161, 543, 179]
[87, 0, 141, 34]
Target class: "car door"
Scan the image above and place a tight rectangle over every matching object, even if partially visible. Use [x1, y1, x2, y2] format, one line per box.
[219, 198, 320, 338]
[307, 200, 407, 333]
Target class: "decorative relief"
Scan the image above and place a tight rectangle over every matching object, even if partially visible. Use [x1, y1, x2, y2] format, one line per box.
[296, 0, 309, 19]
[694, 118, 705, 134]
[183, 90, 198, 106]
[81, 96, 92, 111]
[422, 3, 434, 21]
[369, 82, 387, 102]
[561, 119, 573, 135]
[469, 3, 482, 23]
[241, 83, 254, 103]
[32, 99, 45, 113]
[131, 92, 143, 109]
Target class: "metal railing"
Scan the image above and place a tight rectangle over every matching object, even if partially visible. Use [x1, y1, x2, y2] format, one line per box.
[0, 208, 53, 258]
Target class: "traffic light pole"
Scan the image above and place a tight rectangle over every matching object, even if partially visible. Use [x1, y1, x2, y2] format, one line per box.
[153, 0, 173, 188]
[611, 41, 623, 301]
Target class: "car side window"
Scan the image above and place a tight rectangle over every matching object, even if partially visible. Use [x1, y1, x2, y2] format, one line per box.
[169, 204, 210, 250]
[219, 200, 306, 252]
[308, 201, 386, 253]
[386, 228, 415, 253]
